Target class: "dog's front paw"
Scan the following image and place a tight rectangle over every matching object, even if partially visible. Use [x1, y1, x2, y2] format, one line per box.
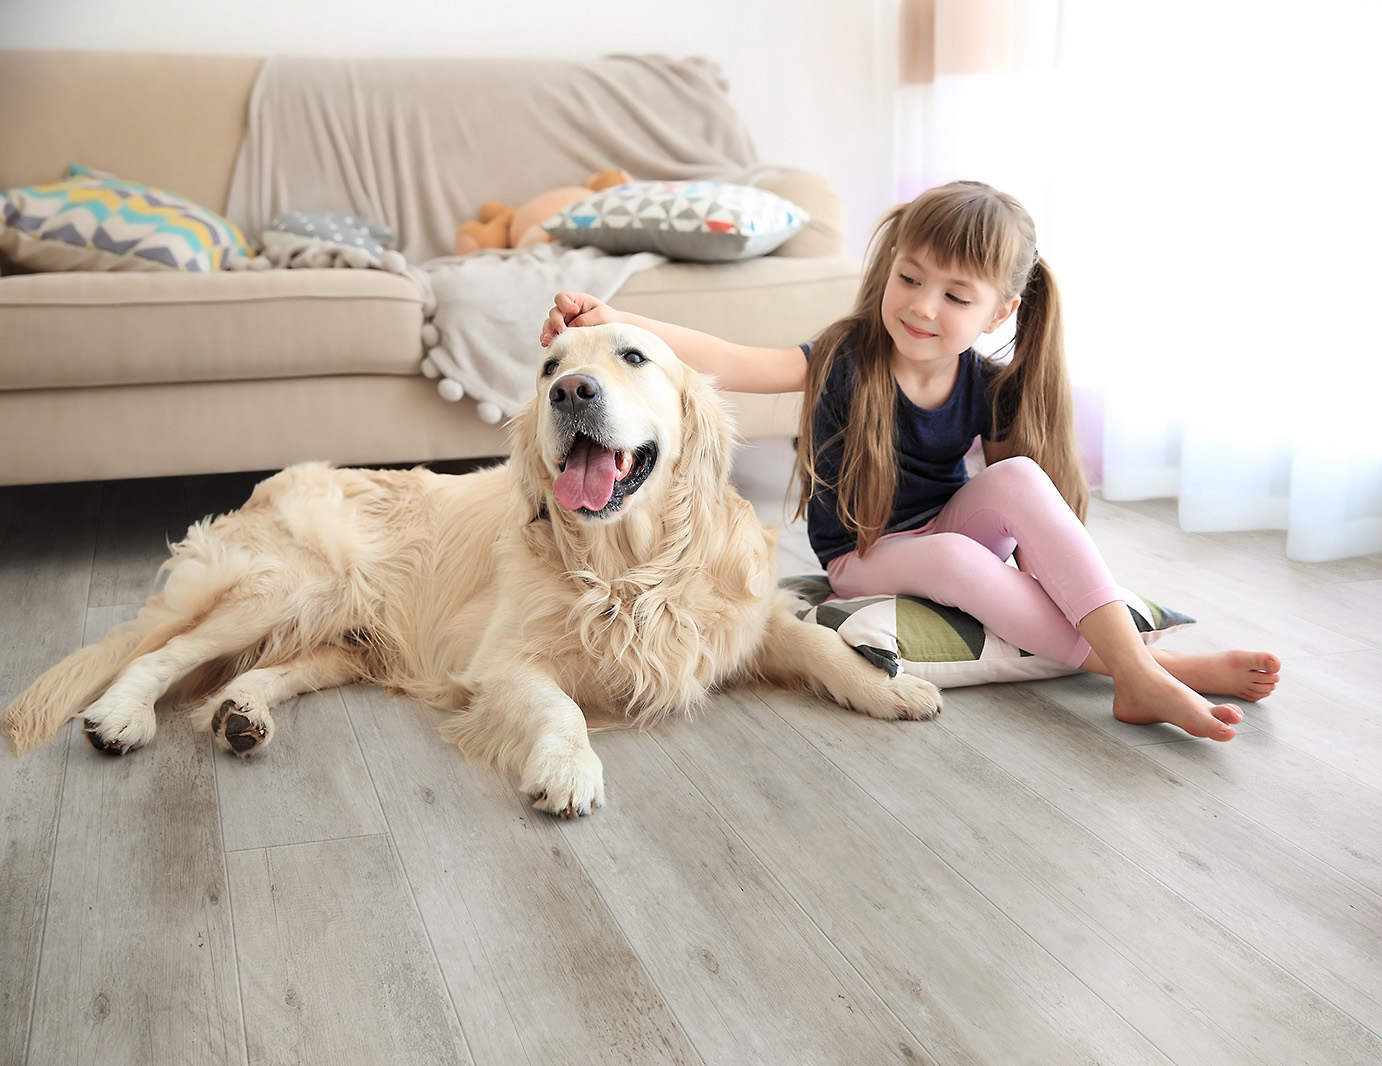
[82, 693, 157, 755]
[863, 672, 942, 721]
[522, 740, 605, 818]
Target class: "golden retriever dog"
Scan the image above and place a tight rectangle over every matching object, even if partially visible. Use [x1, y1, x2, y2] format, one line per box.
[2, 324, 941, 816]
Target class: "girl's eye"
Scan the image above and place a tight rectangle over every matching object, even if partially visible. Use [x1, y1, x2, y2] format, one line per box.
[899, 273, 918, 286]
[947, 294, 972, 306]
[541, 358, 560, 377]
[622, 348, 647, 366]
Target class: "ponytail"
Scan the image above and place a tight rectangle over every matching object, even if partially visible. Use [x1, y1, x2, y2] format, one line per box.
[987, 257, 1089, 521]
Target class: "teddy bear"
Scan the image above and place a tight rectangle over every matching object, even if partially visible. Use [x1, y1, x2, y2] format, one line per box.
[453, 168, 631, 255]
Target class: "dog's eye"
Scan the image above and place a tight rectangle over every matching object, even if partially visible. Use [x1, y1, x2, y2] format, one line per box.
[622, 348, 647, 366]
[541, 358, 560, 377]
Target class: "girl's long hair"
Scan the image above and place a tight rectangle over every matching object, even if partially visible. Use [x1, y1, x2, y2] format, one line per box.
[794, 180, 1088, 556]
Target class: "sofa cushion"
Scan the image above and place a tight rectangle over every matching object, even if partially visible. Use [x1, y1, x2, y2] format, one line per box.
[0, 270, 424, 390]
[543, 180, 808, 262]
[0, 375, 512, 486]
[0, 165, 253, 274]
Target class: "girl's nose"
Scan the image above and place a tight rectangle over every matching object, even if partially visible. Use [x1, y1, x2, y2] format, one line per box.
[912, 293, 939, 320]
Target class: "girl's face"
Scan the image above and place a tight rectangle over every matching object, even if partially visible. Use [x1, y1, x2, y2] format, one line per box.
[880, 246, 1019, 371]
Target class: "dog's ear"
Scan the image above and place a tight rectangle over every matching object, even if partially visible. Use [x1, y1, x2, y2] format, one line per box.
[677, 371, 736, 494]
[507, 396, 551, 518]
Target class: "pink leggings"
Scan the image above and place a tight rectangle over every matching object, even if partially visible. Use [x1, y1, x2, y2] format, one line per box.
[825, 457, 1121, 667]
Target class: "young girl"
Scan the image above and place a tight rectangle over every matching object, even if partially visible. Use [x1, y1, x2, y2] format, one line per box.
[539, 180, 1279, 741]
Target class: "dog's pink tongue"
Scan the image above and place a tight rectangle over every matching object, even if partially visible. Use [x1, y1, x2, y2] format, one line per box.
[553, 437, 617, 511]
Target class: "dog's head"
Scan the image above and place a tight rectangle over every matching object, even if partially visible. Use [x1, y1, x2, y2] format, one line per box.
[510, 323, 735, 523]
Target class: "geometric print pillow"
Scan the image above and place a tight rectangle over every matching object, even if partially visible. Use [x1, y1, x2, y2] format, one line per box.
[781, 574, 1196, 688]
[0, 164, 253, 274]
[542, 180, 808, 262]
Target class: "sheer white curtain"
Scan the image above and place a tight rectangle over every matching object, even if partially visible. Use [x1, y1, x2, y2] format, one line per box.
[896, 0, 1382, 561]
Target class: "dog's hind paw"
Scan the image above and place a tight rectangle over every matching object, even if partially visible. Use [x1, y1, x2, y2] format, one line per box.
[83, 717, 136, 755]
[208, 697, 274, 757]
[81, 694, 157, 755]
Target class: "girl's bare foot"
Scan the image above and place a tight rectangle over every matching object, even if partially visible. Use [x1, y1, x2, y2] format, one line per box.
[1074, 602, 1280, 741]
[1151, 648, 1280, 702]
[1111, 669, 1244, 741]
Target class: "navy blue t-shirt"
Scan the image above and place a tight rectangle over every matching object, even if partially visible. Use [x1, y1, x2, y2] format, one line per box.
[803, 341, 1003, 567]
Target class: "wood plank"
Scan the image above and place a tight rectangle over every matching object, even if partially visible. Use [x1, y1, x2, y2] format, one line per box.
[555, 724, 938, 1066]
[0, 482, 100, 1066]
[0, 483, 101, 693]
[226, 836, 472, 1066]
[1347, 577, 1382, 605]
[937, 680, 1382, 1039]
[1105, 497, 1382, 585]
[1088, 500, 1370, 655]
[768, 686, 1381, 1066]
[650, 692, 1177, 1066]
[26, 710, 245, 1066]
[1249, 649, 1382, 788]
[88, 477, 189, 608]
[342, 686, 701, 1066]
[1143, 729, 1382, 895]
[213, 688, 388, 853]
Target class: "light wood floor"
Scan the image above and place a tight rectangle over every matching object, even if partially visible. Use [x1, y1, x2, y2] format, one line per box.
[1, 437, 1379, 1066]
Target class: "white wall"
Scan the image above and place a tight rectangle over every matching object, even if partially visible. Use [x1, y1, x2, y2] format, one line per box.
[4, 0, 899, 257]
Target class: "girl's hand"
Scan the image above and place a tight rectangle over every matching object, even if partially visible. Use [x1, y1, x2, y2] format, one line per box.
[539, 291, 617, 347]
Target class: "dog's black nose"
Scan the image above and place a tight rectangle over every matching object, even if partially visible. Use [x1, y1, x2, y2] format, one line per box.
[549, 374, 601, 415]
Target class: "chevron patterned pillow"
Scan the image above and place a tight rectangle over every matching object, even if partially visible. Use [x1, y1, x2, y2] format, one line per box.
[0, 164, 252, 274]
[781, 575, 1196, 688]
[542, 179, 808, 262]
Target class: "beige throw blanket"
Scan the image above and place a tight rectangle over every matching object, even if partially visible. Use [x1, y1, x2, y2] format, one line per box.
[224, 54, 760, 419]
[226, 54, 758, 262]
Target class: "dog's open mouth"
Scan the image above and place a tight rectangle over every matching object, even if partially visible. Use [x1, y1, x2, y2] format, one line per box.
[553, 434, 658, 517]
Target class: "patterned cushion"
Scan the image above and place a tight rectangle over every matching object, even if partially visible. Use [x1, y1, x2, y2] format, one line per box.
[542, 180, 808, 262]
[264, 210, 397, 261]
[782, 575, 1195, 688]
[0, 164, 252, 273]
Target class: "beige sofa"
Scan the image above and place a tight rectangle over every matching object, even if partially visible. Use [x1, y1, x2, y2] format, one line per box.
[0, 51, 858, 486]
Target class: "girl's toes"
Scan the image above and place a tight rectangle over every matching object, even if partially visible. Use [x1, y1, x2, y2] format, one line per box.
[1212, 703, 1244, 725]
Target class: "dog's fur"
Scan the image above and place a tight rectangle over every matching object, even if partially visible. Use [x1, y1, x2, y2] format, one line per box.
[2, 324, 941, 816]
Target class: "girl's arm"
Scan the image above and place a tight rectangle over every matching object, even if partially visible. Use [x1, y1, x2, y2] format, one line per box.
[540, 291, 807, 394]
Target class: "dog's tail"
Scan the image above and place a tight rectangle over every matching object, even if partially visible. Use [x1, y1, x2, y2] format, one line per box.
[2, 608, 164, 755]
